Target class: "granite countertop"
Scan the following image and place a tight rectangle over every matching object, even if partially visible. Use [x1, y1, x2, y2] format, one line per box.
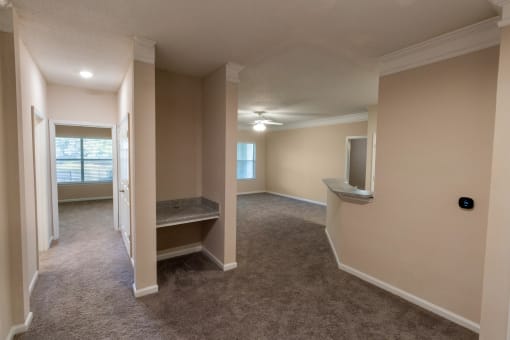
[156, 197, 220, 228]
[322, 178, 374, 202]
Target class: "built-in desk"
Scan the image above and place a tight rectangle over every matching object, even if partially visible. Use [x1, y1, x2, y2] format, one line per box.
[323, 178, 373, 203]
[156, 197, 220, 228]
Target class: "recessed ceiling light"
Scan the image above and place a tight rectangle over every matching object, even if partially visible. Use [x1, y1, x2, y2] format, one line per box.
[79, 70, 93, 79]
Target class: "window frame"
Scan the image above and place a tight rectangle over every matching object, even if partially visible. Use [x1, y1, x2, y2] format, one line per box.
[55, 137, 113, 185]
[236, 142, 256, 181]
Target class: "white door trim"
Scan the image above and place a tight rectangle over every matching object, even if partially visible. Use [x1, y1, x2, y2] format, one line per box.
[345, 136, 368, 185]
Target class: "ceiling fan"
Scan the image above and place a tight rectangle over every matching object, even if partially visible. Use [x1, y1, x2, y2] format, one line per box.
[250, 111, 283, 131]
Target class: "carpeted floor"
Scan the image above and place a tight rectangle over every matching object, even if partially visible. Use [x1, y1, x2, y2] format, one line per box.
[19, 194, 476, 339]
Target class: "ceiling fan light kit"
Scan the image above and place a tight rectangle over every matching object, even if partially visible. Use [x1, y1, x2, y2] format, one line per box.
[250, 111, 283, 132]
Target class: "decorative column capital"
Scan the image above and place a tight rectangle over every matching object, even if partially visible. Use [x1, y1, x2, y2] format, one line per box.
[226, 62, 244, 83]
[489, 0, 510, 27]
[134, 36, 156, 64]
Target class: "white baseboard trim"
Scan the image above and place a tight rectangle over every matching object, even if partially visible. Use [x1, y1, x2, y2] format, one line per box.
[58, 196, 113, 203]
[157, 243, 203, 261]
[28, 270, 39, 296]
[202, 247, 238, 271]
[266, 191, 326, 206]
[237, 191, 265, 195]
[132, 283, 159, 298]
[323, 230, 479, 333]
[338, 263, 480, 333]
[324, 228, 341, 267]
[7, 312, 33, 340]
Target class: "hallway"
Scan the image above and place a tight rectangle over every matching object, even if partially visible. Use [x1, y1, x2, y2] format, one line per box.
[20, 195, 476, 339]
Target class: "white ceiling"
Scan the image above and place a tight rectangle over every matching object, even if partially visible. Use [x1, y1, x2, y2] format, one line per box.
[12, 0, 497, 123]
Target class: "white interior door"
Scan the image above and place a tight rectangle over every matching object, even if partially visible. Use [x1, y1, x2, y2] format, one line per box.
[118, 114, 131, 257]
[31, 106, 53, 252]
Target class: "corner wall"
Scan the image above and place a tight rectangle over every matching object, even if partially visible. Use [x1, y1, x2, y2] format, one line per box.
[326, 47, 498, 327]
[266, 122, 367, 204]
[480, 27, 510, 340]
[0, 27, 24, 340]
[201, 65, 237, 266]
[155, 69, 202, 201]
[13, 13, 48, 326]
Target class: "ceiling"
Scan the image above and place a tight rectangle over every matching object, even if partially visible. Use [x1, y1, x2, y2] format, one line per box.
[12, 0, 497, 124]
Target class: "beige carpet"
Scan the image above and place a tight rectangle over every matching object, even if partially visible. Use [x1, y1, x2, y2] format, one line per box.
[18, 194, 476, 339]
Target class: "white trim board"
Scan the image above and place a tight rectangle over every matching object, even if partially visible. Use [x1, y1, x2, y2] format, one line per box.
[28, 270, 38, 296]
[379, 17, 500, 76]
[237, 191, 266, 195]
[269, 112, 368, 131]
[202, 247, 238, 271]
[157, 243, 203, 261]
[7, 312, 33, 340]
[266, 191, 326, 206]
[58, 196, 113, 203]
[323, 229, 480, 333]
[132, 283, 158, 298]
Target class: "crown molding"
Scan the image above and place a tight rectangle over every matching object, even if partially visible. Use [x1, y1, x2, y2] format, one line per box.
[379, 17, 500, 76]
[226, 62, 244, 83]
[240, 112, 368, 132]
[134, 36, 156, 64]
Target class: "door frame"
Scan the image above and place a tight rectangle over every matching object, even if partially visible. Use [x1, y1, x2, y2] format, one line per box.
[31, 105, 52, 257]
[345, 136, 368, 185]
[48, 119, 119, 240]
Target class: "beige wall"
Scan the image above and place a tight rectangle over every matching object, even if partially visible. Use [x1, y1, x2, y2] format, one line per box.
[0, 26, 24, 340]
[237, 129, 266, 193]
[480, 27, 510, 340]
[55, 125, 111, 138]
[14, 28, 48, 322]
[55, 126, 113, 202]
[155, 69, 202, 201]
[201, 65, 237, 265]
[326, 47, 498, 325]
[57, 184, 112, 202]
[48, 84, 117, 125]
[131, 60, 157, 290]
[266, 122, 367, 203]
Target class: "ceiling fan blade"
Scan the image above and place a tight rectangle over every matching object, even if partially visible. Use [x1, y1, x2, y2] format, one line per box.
[264, 121, 283, 125]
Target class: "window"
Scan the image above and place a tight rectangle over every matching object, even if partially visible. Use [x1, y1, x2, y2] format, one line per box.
[237, 143, 256, 180]
[56, 137, 113, 183]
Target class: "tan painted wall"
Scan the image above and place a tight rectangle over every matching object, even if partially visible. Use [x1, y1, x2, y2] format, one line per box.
[0, 27, 24, 340]
[266, 122, 367, 203]
[55, 125, 111, 138]
[201, 66, 237, 265]
[47, 84, 117, 125]
[14, 32, 47, 321]
[480, 27, 510, 340]
[155, 69, 202, 201]
[365, 106, 377, 191]
[55, 126, 113, 201]
[237, 129, 266, 193]
[57, 184, 112, 202]
[326, 47, 498, 324]
[131, 60, 157, 290]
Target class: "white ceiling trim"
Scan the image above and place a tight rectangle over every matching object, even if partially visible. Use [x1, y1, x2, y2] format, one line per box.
[134, 37, 156, 64]
[260, 112, 369, 132]
[226, 62, 244, 83]
[379, 17, 500, 76]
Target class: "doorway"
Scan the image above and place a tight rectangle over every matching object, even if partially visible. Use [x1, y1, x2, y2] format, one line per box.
[345, 136, 368, 189]
[31, 106, 53, 252]
[48, 121, 120, 246]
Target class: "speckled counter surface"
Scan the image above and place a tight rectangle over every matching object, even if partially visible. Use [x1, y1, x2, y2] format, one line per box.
[322, 178, 373, 202]
[156, 197, 220, 228]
